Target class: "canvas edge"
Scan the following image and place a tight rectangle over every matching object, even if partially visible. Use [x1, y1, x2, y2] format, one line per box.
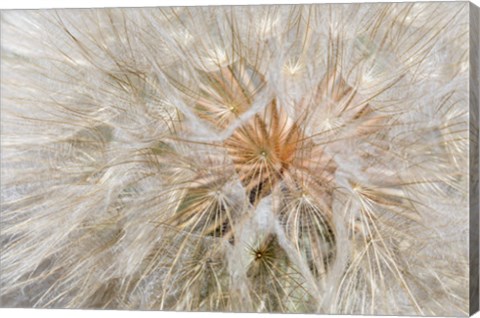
[0, 9, 6, 310]
[469, 1, 480, 316]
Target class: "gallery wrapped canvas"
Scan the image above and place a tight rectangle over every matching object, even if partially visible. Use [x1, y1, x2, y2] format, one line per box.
[0, 1, 479, 316]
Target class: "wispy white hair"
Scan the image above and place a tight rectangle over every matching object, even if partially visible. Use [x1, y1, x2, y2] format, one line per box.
[0, 2, 472, 315]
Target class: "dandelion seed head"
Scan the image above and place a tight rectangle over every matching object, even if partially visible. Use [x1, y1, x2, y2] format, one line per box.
[0, 2, 471, 316]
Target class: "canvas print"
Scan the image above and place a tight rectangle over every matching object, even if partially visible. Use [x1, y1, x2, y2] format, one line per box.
[0, 1, 479, 316]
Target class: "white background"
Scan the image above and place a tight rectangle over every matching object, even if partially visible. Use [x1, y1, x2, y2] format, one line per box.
[0, 1, 479, 318]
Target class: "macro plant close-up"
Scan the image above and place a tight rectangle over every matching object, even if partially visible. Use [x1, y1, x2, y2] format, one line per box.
[0, 1, 477, 316]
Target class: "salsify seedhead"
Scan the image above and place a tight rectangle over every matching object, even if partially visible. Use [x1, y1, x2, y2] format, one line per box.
[0, 2, 472, 315]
